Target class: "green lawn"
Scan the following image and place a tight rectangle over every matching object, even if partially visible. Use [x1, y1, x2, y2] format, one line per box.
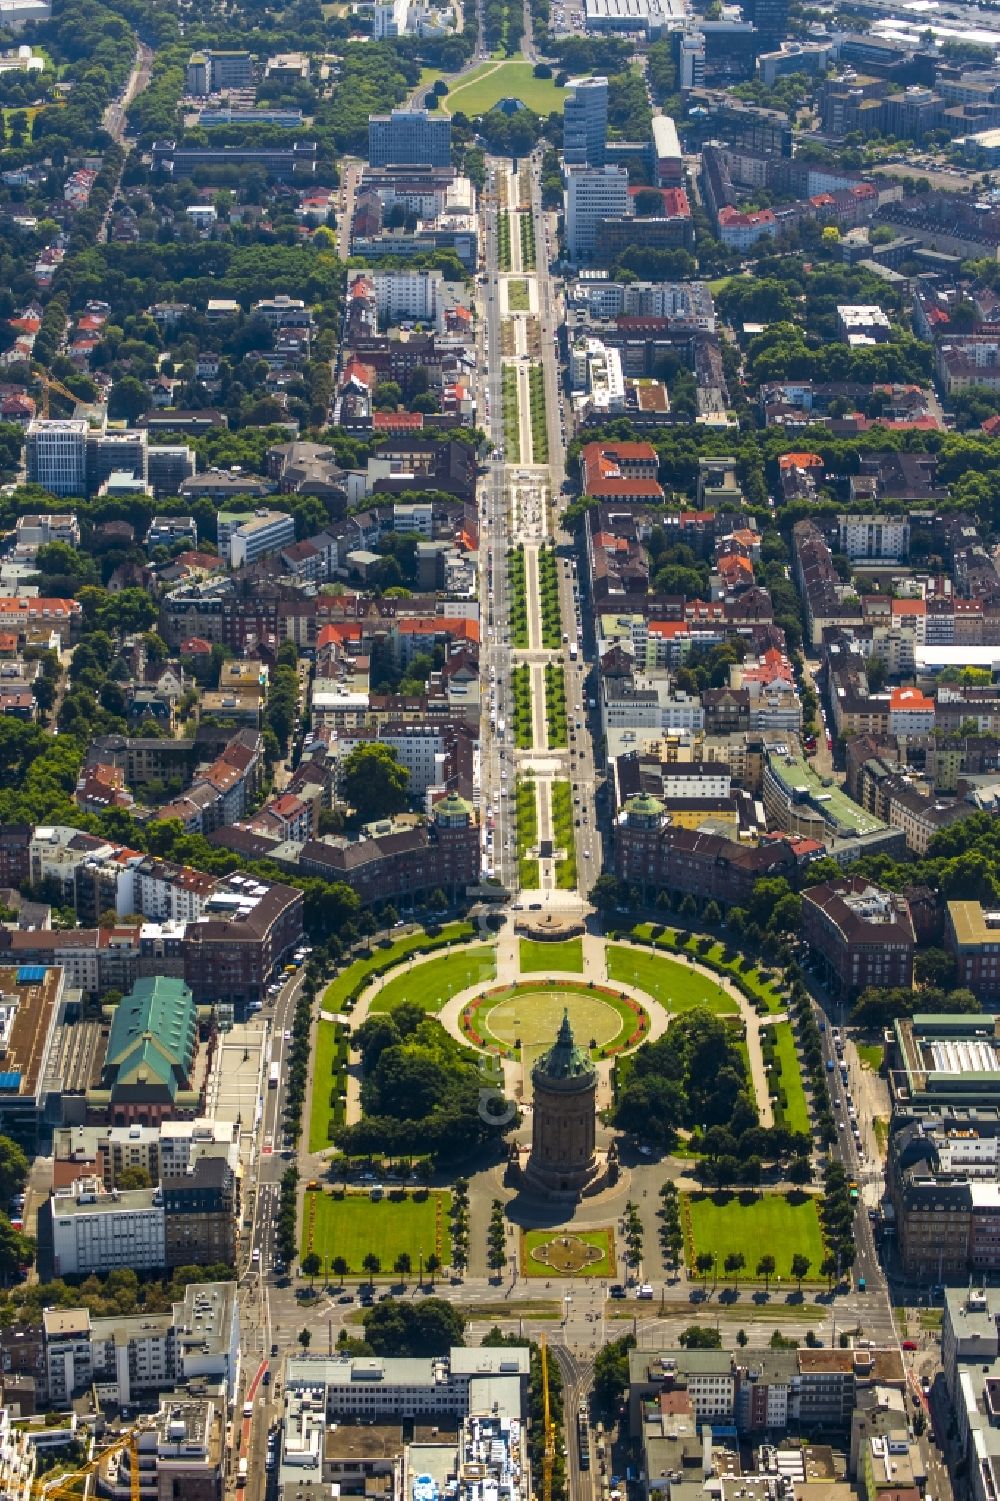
[522, 1225, 615, 1277]
[627, 925, 785, 1013]
[444, 59, 567, 116]
[416, 66, 446, 93]
[303, 1189, 451, 1273]
[857, 1041, 884, 1071]
[508, 277, 530, 311]
[308, 1019, 347, 1152]
[516, 777, 539, 889]
[321, 923, 477, 1011]
[771, 1021, 810, 1134]
[370, 945, 497, 1014]
[606, 945, 737, 1014]
[502, 364, 520, 461]
[684, 1192, 827, 1283]
[482, 984, 640, 1058]
[520, 937, 583, 973]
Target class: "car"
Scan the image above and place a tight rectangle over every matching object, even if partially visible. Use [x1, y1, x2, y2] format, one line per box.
[609, 1284, 626, 1299]
[271, 1343, 279, 1356]
[902, 1339, 917, 1351]
[338, 1292, 353, 1303]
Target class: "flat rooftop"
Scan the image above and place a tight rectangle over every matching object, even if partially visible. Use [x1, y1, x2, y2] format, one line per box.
[769, 750, 886, 837]
[0, 965, 62, 1101]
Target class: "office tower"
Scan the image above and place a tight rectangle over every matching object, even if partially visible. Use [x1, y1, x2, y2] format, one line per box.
[743, 0, 788, 49]
[679, 32, 706, 89]
[565, 165, 630, 262]
[25, 419, 88, 497]
[563, 75, 609, 167]
[368, 109, 452, 168]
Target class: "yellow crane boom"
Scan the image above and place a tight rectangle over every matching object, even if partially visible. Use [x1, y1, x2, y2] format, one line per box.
[31, 1423, 143, 1501]
[31, 366, 82, 419]
[540, 1335, 553, 1501]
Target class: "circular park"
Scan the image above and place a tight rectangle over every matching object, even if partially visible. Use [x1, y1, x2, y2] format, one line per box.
[459, 981, 650, 1062]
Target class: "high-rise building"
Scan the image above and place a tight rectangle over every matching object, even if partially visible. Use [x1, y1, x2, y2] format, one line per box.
[742, 0, 788, 49]
[25, 418, 88, 497]
[368, 109, 452, 168]
[679, 32, 706, 88]
[565, 165, 631, 262]
[563, 75, 608, 167]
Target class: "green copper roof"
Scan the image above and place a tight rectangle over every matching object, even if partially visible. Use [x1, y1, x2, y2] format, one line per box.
[533, 1009, 594, 1083]
[105, 976, 197, 1100]
[627, 792, 665, 816]
[435, 791, 473, 819]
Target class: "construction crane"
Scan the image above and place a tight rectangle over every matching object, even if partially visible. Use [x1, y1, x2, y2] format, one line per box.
[540, 1335, 554, 1501]
[31, 366, 82, 419]
[30, 1423, 145, 1501]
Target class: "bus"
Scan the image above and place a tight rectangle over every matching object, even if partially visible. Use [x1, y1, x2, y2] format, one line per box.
[268, 1061, 280, 1089]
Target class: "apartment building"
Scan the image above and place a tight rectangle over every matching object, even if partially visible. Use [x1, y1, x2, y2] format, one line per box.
[946, 901, 1000, 1003]
[40, 1179, 166, 1279]
[801, 878, 915, 997]
[217, 508, 295, 567]
[837, 513, 910, 561]
[43, 1281, 238, 1409]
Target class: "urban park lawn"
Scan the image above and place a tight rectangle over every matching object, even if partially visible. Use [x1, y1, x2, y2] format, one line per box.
[444, 60, 566, 116]
[683, 1191, 827, 1284]
[520, 937, 584, 974]
[606, 945, 737, 1015]
[302, 1188, 452, 1274]
[370, 945, 497, 1014]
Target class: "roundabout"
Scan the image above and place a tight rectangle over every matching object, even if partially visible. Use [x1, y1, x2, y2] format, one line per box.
[460, 980, 649, 1064]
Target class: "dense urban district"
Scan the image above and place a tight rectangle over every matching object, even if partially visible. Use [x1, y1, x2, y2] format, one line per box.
[9, 0, 1000, 1494]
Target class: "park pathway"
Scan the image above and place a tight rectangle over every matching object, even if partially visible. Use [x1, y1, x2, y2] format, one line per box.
[318, 926, 775, 1155]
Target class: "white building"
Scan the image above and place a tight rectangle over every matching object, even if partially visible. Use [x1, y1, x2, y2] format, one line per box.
[837, 303, 892, 344]
[570, 337, 626, 418]
[565, 165, 630, 263]
[651, 113, 683, 185]
[14, 512, 81, 555]
[45, 1179, 166, 1278]
[43, 1281, 239, 1409]
[837, 513, 910, 562]
[284, 1347, 530, 1421]
[218, 508, 296, 567]
[679, 31, 705, 87]
[25, 419, 88, 498]
[372, 0, 409, 34]
[367, 269, 443, 325]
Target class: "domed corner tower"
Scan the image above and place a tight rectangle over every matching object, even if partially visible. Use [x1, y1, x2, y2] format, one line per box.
[523, 1008, 600, 1198]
